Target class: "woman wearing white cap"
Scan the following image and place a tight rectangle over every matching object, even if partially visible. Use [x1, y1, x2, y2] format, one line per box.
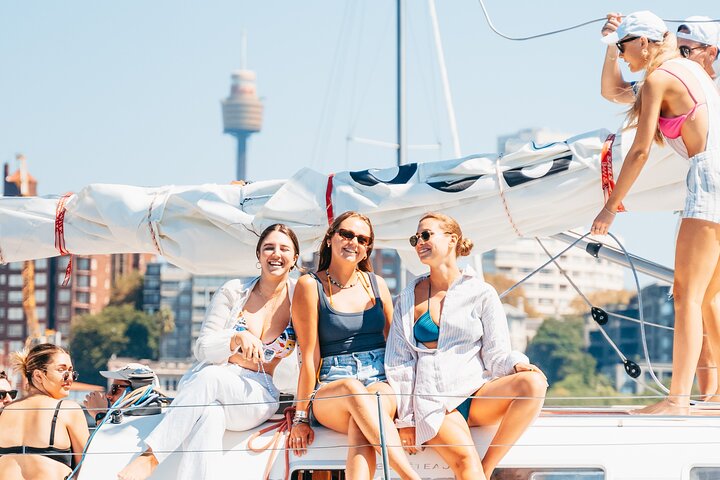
[601, 13, 720, 102]
[119, 224, 300, 480]
[592, 11, 720, 415]
[600, 13, 720, 403]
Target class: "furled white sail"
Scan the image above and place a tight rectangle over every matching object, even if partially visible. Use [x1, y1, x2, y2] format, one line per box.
[0, 129, 687, 275]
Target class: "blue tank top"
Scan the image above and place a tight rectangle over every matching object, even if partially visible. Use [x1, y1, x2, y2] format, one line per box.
[312, 272, 386, 358]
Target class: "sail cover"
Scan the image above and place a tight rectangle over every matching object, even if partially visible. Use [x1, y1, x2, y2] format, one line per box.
[0, 129, 687, 275]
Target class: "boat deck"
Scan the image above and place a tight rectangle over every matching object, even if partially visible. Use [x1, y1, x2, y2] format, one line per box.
[78, 406, 720, 480]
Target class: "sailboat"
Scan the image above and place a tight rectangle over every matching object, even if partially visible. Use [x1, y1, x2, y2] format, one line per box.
[2, 4, 719, 480]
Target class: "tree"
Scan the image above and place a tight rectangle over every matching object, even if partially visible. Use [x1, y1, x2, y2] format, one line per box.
[484, 273, 540, 317]
[109, 272, 144, 309]
[569, 289, 634, 314]
[69, 305, 161, 386]
[526, 316, 624, 406]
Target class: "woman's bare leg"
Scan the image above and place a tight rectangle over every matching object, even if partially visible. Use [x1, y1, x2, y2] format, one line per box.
[347, 417, 375, 479]
[696, 330, 717, 400]
[426, 411, 484, 480]
[468, 372, 547, 478]
[700, 266, 720, 402]
[636, 219, 720, 414]
[312, 379, 419, 480]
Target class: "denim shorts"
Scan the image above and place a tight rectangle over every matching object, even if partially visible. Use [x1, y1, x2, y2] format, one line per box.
[684, 149, 720, 225]
[317, 347, 387, 387]
[310, 347, 387, 426]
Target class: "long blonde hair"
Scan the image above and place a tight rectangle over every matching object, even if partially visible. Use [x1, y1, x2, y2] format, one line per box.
[626, 32, 680, 144]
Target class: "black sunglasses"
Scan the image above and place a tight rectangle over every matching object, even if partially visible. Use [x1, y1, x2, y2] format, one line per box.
[110, 384, 130, 396]
[679, 45, 708, 58]
[409, 230, 451, 247]
[0, 390, 18, 400]
[616, 36, 639, 54]
[336, 228, 372, 247]
[46, 369, 79, 382]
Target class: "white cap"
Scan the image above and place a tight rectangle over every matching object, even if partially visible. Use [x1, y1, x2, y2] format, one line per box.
[100, 362, 158, 387]
[677, 16, 720, 47]
[602, 11, 668, 45]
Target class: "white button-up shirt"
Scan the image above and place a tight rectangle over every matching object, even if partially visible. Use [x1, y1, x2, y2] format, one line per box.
[385, 266, 528, 445]
[194, 277, 296, 364]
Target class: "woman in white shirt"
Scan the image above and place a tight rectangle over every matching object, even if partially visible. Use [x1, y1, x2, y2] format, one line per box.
[385, 212, 547, 480]
[119, 223, 299, 480]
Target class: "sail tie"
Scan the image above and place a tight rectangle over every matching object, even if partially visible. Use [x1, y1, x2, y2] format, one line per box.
[147, 192, 163, 255]
[600, 134, 626, 212]
[54, 192, 74, 286]
[325, 173, 335, 226]
[495, 158, 523, 237]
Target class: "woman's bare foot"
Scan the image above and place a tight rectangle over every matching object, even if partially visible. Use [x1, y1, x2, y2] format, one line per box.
[631, 398, 689, 416]
[118, 450, 159, 480]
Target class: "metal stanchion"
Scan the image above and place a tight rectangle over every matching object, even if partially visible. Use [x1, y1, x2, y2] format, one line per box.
[376, 392, 390, 480]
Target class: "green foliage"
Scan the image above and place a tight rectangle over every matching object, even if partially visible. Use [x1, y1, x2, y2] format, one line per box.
[109, 272, 144, 309]
[526, 317, 589, 385]
[527, 316, 626, 406]
[69, 305, 160, 386]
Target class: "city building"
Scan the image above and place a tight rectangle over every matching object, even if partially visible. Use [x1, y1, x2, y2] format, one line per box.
[0, 162, 154, 365]
[482, 237, 625, 317]
[588, 284, 674, 393]
[143, 262, 237, 360]
[222, 64, 263, 181]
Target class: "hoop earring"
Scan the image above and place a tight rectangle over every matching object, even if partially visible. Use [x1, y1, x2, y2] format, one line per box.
[255, 261, 261, 269]
[642, 49, 648, 59]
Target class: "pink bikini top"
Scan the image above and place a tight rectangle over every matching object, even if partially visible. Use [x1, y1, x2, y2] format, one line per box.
[656, 68, 706, 139]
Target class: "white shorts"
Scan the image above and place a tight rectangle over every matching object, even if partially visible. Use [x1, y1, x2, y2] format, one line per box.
[684, 149, 720, 225]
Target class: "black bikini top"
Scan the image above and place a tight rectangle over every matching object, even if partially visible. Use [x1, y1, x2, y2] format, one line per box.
[0, 399, 74, 469]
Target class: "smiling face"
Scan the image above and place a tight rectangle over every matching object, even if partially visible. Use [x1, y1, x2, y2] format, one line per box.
[330, 216, 373, 268]
[33, 352, 75, 399]
[413, 218, 456, 266]
[257, 230, 298, 279]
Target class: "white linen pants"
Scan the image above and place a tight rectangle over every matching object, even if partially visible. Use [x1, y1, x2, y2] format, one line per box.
[145, 363, 279, 480]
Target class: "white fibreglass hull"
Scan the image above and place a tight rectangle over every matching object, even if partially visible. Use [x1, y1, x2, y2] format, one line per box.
[78, 408, 720, 480]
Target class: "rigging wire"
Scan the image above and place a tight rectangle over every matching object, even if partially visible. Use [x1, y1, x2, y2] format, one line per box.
[608, 232, 670, 395]
[533, 237, 665, 397]
[475, 0, 720, 42]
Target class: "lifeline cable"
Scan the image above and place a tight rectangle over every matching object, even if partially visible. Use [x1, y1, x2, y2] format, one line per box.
[475, 0, 720, 42]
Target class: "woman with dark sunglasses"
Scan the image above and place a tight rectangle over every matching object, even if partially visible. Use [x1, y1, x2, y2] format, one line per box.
[0, 343, 89, 479]
[599, 12, 720, 405]
[593, 11, 720, 416]
[289, 211, 420, 480]
[600, 13, 719, 103]
[386, 212, 547, 480]
[0, 371, 16, 410]
[119, 223, 300, 480]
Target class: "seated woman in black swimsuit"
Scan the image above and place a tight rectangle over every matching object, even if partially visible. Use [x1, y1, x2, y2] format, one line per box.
[0, 343, 89, 480]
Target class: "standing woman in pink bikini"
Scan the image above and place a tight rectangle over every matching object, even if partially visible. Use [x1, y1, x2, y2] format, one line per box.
[592, 11, 720, 415]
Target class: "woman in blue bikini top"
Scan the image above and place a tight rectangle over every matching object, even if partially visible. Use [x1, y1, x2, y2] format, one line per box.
[386, 212, 548, 480]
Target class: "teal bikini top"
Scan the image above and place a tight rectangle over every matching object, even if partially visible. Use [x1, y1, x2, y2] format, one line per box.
[413, 279, 440, 343]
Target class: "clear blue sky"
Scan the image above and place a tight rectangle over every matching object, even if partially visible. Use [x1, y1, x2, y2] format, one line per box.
[1, 1, 717, 276]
